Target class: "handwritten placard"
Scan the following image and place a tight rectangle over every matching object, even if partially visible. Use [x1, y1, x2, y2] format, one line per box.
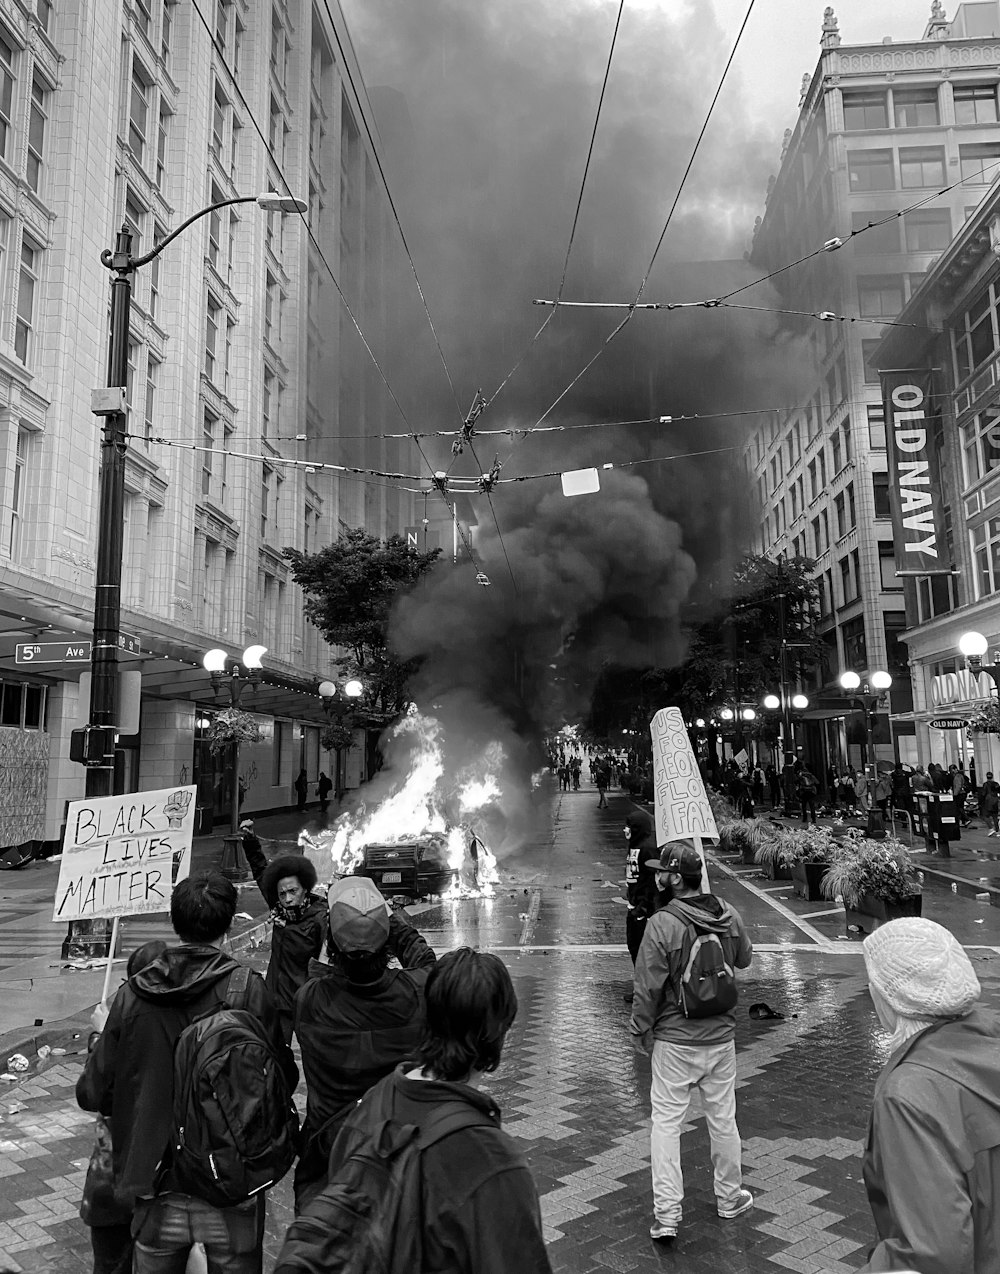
[650, 708, 719, 844]
[53, 787, 197, 921]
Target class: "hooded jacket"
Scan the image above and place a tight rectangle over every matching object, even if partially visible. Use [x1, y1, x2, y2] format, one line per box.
[624, 810, 658, 915]
[860, 1006, 1000, 1274]
[630, 894, 753, 1047]
[76, 945, 296, 1211]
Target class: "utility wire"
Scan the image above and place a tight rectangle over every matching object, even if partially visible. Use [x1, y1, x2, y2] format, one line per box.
[466, 437, 519, 595]
[529, 296, 926, 330]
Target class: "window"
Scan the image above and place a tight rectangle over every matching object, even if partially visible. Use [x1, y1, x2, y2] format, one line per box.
[893, 87, 939, 127]
[156, 106, 169, 191]
[808, 458, 818, 502]
[842, 615, 867, 667]
[972, 516, 1000, 597]
[861, 338, 882, 384]
[818, 448, 827, 490]
[851, 210, 898, 255]
[233, 17, 244, 77]
[831, 430, 842, 475]
[873, 473, 891, 519]
[144, 356, 158, 448]
[786, 421, 801, 467]
[790, 483, 799, 520]
[129, 63, 150, 165]
[261, 465, 272, 538]
[844, 91, 887, 129]
[0, 36, 16, 163]
[202, 410, 216, 496]
[834, 490, 846, 538]
[161, 1, 173, 64]
[899, 146, 946, 188]
[848, 149, 894, 191]
[227, 211, 238, 282]
[858, 274, 904, 319]
[960, 142, 1000, 184]
[26, 78, 46, 193]
[904, 208, 951, 252]
[879, 543, 900, 590]
[215, 0, 229, 52]
[843, 416, 852, 463]
[230, 119, 241, 182]
[15, 239, 38, 363]
[208, 187, 223, 272]
[149, 224, 163, 320]
[8, 426, 27, 559]
[205, 293, 220, 380]
[812, 511, 829, 555]
[125, 338, 138, 410]
[954, 83, 999, 124]
[268, 95, 282, 153]
[847, 482, 856, 529]
[212, 83, 226, 163]
[36, 0, 52, 36]
[134, 0, 152, 39]
[264, 272, 280, 346]
[868, 404, 886, 450]
[961, 405, 1000, 485]
[220, 423, 233, 504]
[839, 555, 851, 606]
[883, 612, 908, 672]
[224, 318, 235, 395]
[954, 288, 999, 382]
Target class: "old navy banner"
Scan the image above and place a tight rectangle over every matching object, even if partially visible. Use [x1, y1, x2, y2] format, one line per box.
[880, 369, 952, 576]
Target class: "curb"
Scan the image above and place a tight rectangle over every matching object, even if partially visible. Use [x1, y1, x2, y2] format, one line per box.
[915, 861, 1000, 906]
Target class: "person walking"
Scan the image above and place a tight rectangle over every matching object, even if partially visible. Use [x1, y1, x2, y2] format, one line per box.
[859, 918, 1000, 1273]
[76, 872, 297, 1274]
[571, 756, 582, 790]
[294, 768, 309, 811]
[630, 843, 754, 1242]
[950, 764, 971, 827]
[797, 765, 819, 825]
[765, 763, 781, 809]
[854, 767, 870, 814]
[316, 771, 333, 814]
[980, 770, 1000, 835]
[751, 764, 765, 809]
[596, 762, 609, 808]
[873, 769, 892, 819]
[557, 760, 570, 792]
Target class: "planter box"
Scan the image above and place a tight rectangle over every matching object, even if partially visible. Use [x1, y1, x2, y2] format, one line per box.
[762, 858, 792, 881]
[845, 892, 922, 937]
[741, 845, 758, 866]
[791, 861, 829, 901]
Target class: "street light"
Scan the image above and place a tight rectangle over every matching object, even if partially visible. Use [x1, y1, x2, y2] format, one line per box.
[959, 630, 1000, 691]
[203, 645, 268, 881]
[318, 678, 366, 800]
[760, 690, 810, 812]
[839, 669, 892, 834]
[62, 191, 306, 958]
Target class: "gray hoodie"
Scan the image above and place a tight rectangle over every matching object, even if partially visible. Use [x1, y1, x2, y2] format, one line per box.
[630, 894, 752, 1046]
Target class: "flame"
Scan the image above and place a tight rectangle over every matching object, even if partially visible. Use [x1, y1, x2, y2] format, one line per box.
[301, 710, 503, 898]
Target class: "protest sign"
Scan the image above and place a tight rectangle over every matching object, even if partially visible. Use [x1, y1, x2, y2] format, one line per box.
[53, 786, 197, 922]
[650, 708, 719, 845]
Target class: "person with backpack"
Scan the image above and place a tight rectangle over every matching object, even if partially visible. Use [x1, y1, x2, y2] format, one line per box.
[292, 875, 437, 1211]
[276, 946, 553, 1274]
[629, 842, 754, 1243]
[797, 765, 819, 825]
[76, 871, 298, 1274]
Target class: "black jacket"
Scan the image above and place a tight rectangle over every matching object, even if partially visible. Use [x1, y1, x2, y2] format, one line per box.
[294, 914, 436, 1133]
[76, 945, 296, 1210]
[625, 810, 658, 914]
[266, 896, 329, 1014]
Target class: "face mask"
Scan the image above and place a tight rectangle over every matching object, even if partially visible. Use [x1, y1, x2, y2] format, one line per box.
[624, 826, 632, 840]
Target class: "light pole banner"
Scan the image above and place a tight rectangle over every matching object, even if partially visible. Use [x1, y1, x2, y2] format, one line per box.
[880, 368, 952, 575]
[650, 708, 719, 844]
[53, 786, 197, 922]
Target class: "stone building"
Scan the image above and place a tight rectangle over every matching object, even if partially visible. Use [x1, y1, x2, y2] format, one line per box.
[743, 1, 1000, 777]
[0, 0, 419, 847]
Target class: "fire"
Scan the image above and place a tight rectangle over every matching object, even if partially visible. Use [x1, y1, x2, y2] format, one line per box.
[300, 709, 502, 898]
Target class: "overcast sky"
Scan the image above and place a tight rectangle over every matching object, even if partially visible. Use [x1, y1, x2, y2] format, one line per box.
[652, 0, 948, 142]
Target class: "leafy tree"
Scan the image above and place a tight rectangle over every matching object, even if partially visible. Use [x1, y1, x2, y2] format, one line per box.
[284, 529, 441, 717]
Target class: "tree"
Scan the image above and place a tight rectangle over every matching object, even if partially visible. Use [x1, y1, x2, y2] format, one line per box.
[284, 529, 441, 717]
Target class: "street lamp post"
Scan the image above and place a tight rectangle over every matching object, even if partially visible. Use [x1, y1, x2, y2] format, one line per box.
[959, 631, 1000, 692]
[762, 691, 809, 813]
[318, 678, 365, 801]
[63, 192, 305, 958]
[839, 669, 892, 835]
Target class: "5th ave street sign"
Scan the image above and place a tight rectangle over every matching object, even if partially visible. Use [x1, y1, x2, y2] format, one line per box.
[15, 640, 92, 664]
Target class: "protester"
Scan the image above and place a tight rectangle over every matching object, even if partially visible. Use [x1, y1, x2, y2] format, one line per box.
[630, 843, 754, 1241]
[294, 769, 309, 810]
[317, 771, 333, 813]
[859, 918, 1000, 1273]
[797, 764, 819, 825]
[980, 770, 1000, 835]
[765, 762, 781, 808]
[557, 761, 570, 792]
[77, 872, 297, 1274]
[596, 761, 609, 808]
[278, 948, 553, 1274]
[292, 876, 437, 1210]
[257, 854, 328, 1043]
[873, 769, 892, 819]
[623, 810, 659, 1001]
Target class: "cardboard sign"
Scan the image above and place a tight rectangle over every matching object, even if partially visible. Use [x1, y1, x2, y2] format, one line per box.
[650, 708, 719, 844]
[53, 786, 197, 921]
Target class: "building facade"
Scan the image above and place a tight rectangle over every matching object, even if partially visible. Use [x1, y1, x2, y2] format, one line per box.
[0, 0, 418, 848]
[743, 1, 1000, 777]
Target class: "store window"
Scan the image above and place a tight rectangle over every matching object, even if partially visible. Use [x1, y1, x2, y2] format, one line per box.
[961, 406, 1000, 486]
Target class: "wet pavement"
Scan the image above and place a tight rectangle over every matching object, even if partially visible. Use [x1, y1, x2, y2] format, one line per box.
[2, 780, 1000, 1271]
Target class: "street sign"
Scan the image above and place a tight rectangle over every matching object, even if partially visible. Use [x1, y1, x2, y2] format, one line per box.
[930, 717, 969, 730]
[118, 631, 140, 655]
[15, 641, 92, 665]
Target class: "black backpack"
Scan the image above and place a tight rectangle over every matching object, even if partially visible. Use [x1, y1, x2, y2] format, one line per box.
[165, 966, 300, 1208]
[275, 1079, 496, 1274]
[665, 903, 739, 1019]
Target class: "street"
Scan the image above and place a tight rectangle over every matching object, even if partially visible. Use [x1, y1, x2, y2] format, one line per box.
[2, 778, 1000, 1273]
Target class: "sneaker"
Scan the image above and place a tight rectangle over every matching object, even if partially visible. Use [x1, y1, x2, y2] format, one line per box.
[718, 1189, 754, 1219]
[649, 1221, 677, 1241]
[990, 830, 997, 837]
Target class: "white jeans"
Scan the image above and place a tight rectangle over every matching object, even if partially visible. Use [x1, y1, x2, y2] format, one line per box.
[649, 1038, 744, 1226]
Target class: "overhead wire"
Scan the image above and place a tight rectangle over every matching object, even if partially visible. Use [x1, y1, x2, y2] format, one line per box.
[529, 296, 927, 330]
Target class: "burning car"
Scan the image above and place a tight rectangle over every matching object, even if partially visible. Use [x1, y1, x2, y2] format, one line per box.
[355, 833, 458, 899]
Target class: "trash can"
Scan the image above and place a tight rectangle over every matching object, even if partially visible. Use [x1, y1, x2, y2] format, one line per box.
[922, 792, 960, 856]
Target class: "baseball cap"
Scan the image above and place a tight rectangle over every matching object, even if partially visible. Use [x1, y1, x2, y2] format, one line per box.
[328, 876, 391, 953]
[643, 842, 703, 876]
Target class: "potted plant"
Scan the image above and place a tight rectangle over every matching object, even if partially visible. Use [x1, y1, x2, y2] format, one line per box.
[820, 835, 922, 935]
[781, 826, 837, 901]
[717, 817, 768, 865]
[206, 708, 263, 755]
[753, 828, 795, 881]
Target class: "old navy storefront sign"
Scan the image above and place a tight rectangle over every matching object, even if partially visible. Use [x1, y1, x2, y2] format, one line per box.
[880, 369, 952, 576]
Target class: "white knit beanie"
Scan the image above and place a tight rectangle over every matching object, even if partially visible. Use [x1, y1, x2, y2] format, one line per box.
[863, 918, 980, 1020]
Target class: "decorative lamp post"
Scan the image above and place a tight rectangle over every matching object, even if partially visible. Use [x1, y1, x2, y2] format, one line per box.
[63, 190, 306, 960]
[959, 631, 1000, 692]
[839, 669, 892, 834]
[203, 645, 267, 881]
[318, 678, 365, 800]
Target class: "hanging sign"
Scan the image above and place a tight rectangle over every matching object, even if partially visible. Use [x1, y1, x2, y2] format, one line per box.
[929, 718, 970, 731]
[879, 369, 952, 575]
[52, 786, 197, 921]
[649, 708, 719, 844]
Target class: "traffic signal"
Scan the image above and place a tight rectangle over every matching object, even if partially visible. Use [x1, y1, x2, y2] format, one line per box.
[70, 726, 116, 766]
